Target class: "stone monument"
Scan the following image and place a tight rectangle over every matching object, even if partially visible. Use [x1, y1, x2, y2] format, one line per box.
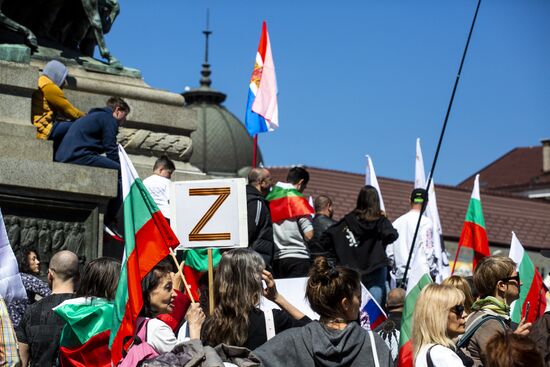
[0, 1, 205, 266]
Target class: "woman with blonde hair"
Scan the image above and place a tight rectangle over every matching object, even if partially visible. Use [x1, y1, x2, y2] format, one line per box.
[413, 283, 472, 367]
[443, 275, 475, 314]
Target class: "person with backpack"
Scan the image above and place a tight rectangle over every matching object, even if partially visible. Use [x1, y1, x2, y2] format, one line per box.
[412, 283, 473, 367]
[318, 185, 398, 305]
[461, 256, 531, 367]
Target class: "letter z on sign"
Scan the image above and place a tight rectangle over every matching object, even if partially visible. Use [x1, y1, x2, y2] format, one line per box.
[188, 187, 231, 241]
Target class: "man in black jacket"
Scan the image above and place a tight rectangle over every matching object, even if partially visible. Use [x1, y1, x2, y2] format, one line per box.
[247, 167, 275, 268]
[311, 195, 335, 256]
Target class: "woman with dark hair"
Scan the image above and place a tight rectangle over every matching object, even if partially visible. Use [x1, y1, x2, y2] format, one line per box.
[485, 332, 544, 367]
[7, 247, 51, 326]
[137, 258, 204, 354]
[253, 256, 391, 366]
[54, 257, 121, 367]
[319, 185, 398, 305]
[201, 248, 310, 350]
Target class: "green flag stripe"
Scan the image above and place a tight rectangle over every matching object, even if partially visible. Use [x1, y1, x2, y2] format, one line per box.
[399, 273, 432, 346]
[464, 198, 485, 228]
[109, 179, 155, 346]
[265, 186, 304, 201]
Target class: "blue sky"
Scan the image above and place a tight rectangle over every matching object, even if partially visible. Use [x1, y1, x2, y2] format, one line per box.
[106, 1, 549, 185]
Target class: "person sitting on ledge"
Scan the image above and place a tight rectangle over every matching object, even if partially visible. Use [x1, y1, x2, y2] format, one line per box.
[55, 96, 130, 225]
[31, 60, 85, 150]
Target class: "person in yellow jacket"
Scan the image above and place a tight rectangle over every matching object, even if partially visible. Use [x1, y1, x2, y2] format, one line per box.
[31, 60, 85, 150]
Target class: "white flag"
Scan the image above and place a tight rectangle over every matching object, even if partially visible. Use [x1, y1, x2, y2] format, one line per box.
[365, 155, 385, 212]
[415, 138, 450, 282]
[0, 209, 27, 302]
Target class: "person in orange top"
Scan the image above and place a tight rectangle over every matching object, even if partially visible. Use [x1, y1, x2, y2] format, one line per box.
[31, 60, 85, 150]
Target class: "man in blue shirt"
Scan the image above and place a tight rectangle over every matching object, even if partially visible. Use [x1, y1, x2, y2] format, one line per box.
[55, 97, 130, 224]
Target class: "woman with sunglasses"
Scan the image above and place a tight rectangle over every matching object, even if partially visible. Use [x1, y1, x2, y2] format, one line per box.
[462, 256, 531, 367]
[412, 283, 473, 367]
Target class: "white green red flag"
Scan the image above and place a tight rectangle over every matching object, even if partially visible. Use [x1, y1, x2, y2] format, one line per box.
[54, 297, 114, 367]
[414, 138, 450, 283]
[397, 250, 432, 367]
[365, 155, 385, 212]
[109, 145, 180, 364]
[509, 232, 547, 324]
[266, 182, 313, 223]
[452, 174, 490, 273]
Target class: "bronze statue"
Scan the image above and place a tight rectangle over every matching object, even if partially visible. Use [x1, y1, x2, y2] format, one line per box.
[21, 218, 38, 250]
[7, 216, 21, 253]
[0, 0, 121, 66]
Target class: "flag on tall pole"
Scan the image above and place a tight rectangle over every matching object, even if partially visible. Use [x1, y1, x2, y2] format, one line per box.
[0, 209, 26, 303]
[109, 146, 180, 364]
[245, 21, 278, 137]
[415, 138, 450, 282]
[452, 174, 490, 273]
[509, 232, 547, 324]
[397, 250, 432, 367]
[365, 155, 385, 212]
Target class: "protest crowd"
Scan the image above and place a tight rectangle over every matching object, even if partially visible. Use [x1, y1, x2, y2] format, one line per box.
[0, 59, 549, 367]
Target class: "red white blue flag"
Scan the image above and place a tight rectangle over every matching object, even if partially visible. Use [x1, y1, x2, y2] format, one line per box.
[360, 285, 387, 330]
[245, 21, 278, 136]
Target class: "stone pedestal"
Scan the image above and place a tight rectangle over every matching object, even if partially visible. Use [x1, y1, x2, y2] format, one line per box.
[0, 54, 205, 265]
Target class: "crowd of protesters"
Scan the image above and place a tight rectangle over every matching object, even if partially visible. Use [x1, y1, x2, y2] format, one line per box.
[0, 60, 548, 366]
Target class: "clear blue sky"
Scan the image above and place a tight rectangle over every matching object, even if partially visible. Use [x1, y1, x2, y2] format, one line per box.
[106, 1, 549, 185]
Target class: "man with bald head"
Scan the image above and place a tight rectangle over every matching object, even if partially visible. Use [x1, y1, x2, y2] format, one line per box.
[375, 287, 406, 363]
[17, 250, 79, 367]
[247, 167, 275, 267]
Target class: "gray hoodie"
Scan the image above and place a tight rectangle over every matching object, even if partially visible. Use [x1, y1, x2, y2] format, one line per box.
[252, 321, 392, 367]
[42, 60, 68, 87]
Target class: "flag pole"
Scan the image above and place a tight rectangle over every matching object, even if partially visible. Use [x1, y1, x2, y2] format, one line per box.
[169, 248, 196, 303]
[400, 0, 482, 288]
[252, 135, 258, 168]
[451, 243, 463, 274]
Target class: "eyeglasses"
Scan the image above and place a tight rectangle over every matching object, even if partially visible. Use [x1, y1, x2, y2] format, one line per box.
[500, 274, 520, 284]
[450, 304, 465, 317]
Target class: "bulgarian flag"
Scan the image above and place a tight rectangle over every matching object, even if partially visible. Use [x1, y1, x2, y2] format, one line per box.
[109, 145, 180, 364]
[397, 250, 433, 367]
[266, 182, 314, 223]
[452, 174, 490, 273]
[54, 297, 114, 367]
[509, 232, 547, 324]
[182, 248, 221, 301]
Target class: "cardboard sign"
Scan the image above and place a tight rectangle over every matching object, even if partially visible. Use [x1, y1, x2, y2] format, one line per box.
[170, 178, 248, 249]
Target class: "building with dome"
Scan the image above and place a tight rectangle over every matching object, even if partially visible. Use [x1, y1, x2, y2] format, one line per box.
[182, 27, 262, 177]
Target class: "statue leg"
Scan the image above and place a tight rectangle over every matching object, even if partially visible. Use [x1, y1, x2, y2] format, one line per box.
[0, 11, 38, 50]
[80, 0, 121, 68]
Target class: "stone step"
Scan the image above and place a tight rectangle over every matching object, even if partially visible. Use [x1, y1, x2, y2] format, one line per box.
[0, 132, 53, 161]
[0, 157, 117, 199]
[0, 121, 37, 138]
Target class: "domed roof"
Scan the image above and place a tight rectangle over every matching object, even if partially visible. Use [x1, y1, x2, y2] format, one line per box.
[182, 54, 262, 176]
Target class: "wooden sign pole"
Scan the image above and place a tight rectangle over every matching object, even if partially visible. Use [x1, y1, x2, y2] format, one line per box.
[208, 248, 214, 315]
[169, 248, 195, 303]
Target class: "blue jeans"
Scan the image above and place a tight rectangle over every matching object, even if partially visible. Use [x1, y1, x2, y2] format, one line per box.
[361, 266, 387, 307]
[48, 121, 72, 154]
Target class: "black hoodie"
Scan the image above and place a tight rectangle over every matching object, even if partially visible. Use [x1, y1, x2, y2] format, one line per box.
[319, 213, 398, 275]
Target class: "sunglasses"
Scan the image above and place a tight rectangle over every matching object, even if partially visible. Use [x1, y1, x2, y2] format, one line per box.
[450, 304, 465, 317]
[500, 274, 520, 283]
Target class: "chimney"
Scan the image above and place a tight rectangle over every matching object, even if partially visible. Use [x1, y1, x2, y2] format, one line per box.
[543, 138, 550, 173]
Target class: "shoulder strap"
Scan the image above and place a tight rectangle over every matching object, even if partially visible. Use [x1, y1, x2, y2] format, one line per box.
[264, 309, 276, 340]
[426, 345, 437, 367]
[367, 330, 381, 367]
[456, 314, 507, 349]
[135, 318, 150, 343]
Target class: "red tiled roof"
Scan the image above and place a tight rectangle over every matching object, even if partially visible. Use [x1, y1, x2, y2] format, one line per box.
[458, 147, 550, 192]
[269, 166, 550, 251]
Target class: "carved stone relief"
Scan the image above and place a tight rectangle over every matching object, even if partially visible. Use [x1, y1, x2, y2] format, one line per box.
[118, 127, 193, 162]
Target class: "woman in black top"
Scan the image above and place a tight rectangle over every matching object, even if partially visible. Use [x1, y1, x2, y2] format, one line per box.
[319, 185, 398, 306]
[201, 248, 310, 350]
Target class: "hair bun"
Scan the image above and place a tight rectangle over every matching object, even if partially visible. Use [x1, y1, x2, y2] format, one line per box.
[310, 256, 339, 285]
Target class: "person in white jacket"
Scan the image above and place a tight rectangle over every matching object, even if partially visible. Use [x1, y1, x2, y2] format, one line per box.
[413, 283, 472, 367]
[386, 188, 436, 284]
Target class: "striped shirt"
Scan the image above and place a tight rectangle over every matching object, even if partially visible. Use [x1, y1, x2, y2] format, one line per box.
[0, 296, 20, 367]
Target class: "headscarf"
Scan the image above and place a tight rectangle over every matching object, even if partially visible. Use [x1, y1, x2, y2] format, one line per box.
[42, 60, 68, 87]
